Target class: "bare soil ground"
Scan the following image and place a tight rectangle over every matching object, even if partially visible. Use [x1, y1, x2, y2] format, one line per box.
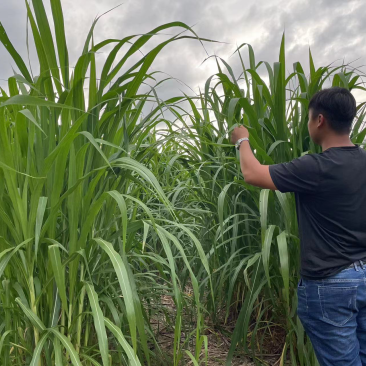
[149, 291, 286, 366]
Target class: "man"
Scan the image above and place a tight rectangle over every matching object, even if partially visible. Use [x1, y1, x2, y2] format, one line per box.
[231, 87, 366, 366]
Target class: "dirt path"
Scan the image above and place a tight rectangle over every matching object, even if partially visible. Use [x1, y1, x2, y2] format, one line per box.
[149, 293, 283, 365]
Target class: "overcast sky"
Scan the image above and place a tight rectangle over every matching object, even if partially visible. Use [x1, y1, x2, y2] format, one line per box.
[1, 0, 365, 103]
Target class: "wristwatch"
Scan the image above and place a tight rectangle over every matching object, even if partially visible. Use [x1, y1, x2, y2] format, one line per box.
[235, 137, 249, 150]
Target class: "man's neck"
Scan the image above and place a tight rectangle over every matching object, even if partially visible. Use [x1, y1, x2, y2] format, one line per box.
[321, 136, 355, 152]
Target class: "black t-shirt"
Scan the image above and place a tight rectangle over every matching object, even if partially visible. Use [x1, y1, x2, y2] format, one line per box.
[269, 145, 366, 280]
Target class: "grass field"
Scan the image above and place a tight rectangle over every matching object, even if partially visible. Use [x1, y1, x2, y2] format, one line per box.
[0, 1, 366, 365]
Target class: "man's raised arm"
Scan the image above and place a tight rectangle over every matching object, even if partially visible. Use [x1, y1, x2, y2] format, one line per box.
[231, 126, 277, 190]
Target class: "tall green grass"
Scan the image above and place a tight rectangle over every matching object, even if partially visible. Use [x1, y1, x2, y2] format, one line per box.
[1, 1, 366, 365]
[0, 1, 213, 365]
[165, 37, 366, 365]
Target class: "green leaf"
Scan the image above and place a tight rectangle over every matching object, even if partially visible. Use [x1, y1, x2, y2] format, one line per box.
[267, 140, 288, 156]
[29, 331, 50, 366]
[259, 189, 270, 243]
[50, 0, 69, 87]
[19, 109, 47, 136]
[104, 317, 142, 366]
[48, 245, 68, 316]
[185, 351, 199, 366]
[84, 282, 109, 366]
[218, 183, 233, 242]
[31, 0, 62, 94]
[0, 95, 79, 110]
[35, 197, 47, 257]
[94, 239, 137, 350]
[0, 22, 32, 82]
[48, 328, 83, 366]
[15, 297, 46, 332]
[107, 191, 128, 254]
[277, 231, 290, 307]
[78, 131, 112, 168]
[0, 239, 31, 279]
[262, 225, 276, 288]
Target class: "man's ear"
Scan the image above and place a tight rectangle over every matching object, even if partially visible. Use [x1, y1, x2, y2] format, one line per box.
[317, 114, 325, 128]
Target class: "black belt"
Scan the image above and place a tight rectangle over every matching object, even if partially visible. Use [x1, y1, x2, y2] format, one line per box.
[348, 259, 366, 269]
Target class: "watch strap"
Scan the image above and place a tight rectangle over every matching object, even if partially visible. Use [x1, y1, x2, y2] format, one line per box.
[235, 137, 249, 150]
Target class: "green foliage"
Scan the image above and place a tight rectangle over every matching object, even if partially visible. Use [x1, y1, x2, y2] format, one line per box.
[0, 1, 210, 365]
[161, 38, 366, 365]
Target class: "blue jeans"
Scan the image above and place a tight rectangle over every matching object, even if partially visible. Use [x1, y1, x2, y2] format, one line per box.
[297, 260, 366, 366]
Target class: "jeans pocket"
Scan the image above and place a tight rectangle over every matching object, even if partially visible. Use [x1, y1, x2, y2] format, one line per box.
[297, 279, 308, 318]
[318, 286, 357, 326]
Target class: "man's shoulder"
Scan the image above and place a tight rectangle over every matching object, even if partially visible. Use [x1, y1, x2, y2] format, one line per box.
[291, 152, 321, 165]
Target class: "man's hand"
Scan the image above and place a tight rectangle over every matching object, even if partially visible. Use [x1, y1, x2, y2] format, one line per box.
[231, 126, 249, 144]
[230, 125, 277, 190]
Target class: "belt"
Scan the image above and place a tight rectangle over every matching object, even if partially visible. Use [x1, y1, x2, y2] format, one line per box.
[348, 259, 366, 269]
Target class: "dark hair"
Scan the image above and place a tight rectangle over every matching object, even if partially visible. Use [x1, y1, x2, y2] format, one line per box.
[308, 87, 356, 134]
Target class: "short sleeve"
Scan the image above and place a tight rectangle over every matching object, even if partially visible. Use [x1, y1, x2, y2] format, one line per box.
[269, 154, 321, 193]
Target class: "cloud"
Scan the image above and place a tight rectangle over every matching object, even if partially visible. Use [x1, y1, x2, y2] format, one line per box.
[0, 0, 365, 103]
[0, 2, 29, 83]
